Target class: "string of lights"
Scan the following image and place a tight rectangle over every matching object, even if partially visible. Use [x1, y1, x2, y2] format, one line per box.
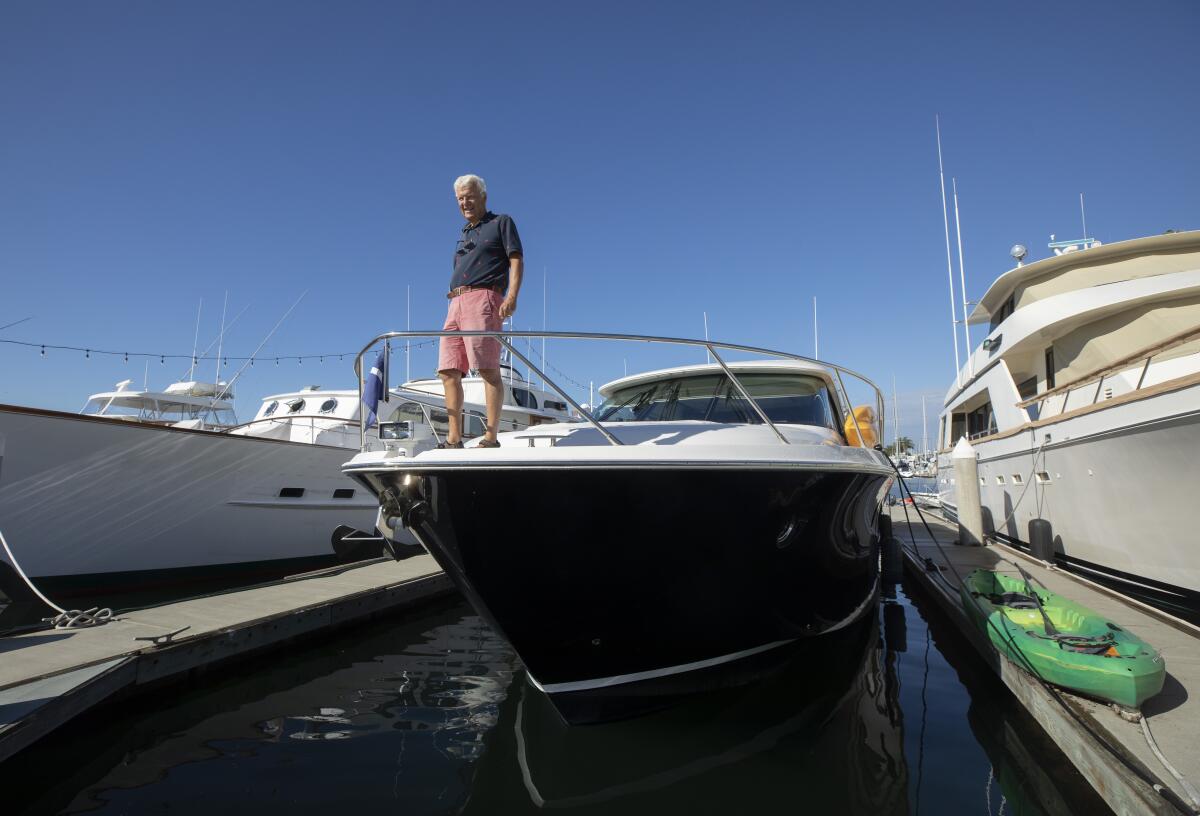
[0, 337, 436, 366]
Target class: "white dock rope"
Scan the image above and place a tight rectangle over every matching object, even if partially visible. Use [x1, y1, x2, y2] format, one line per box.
[0, 526, 113, 628]
[1141, 715, 1200, 810]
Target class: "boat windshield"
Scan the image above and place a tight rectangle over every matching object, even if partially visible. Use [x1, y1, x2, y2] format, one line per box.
[82, 397, 237, 427]
[595, 372, 837, 429]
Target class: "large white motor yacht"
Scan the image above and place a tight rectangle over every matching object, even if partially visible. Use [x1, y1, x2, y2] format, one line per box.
[936, 230, 1200, 624]
[0, 366, 566, 613]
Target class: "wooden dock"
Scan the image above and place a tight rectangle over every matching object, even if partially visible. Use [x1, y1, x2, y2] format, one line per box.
[0, 555, 452, 764]
[889, 505, 1200, 816]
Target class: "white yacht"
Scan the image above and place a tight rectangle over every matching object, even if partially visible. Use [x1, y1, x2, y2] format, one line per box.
[80, 378, 238, 430]
[0, 365, 567, 610]
[346, 331, 893, 724]
[936, 230, 1200, 624]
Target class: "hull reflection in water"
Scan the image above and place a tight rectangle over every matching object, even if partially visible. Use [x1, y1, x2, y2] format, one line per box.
[464, 615, 910, 814]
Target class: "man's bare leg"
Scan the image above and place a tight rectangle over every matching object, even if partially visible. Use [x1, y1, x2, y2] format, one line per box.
[478, 368, 504, 442]
[438, 369, 464, 444]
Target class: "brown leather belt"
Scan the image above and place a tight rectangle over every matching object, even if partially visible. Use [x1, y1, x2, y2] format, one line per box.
[447, 283, 505, 299]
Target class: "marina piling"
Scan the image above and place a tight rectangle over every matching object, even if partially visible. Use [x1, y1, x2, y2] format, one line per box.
[952, 437, 983, 546]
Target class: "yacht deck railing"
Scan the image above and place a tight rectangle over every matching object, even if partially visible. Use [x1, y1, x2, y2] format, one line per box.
[352, 330, 886, 450]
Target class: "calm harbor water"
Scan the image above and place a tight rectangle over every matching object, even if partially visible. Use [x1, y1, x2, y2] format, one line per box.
[1, 581, 1111, 815]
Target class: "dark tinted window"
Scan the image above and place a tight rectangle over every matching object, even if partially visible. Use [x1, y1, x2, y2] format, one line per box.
[596, 372, 834, 428]
[511, 388, 538, 409]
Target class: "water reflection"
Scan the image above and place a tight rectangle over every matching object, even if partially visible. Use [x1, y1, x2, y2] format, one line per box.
[463, 612, 907, 814]
[0, 584, 1112, 816]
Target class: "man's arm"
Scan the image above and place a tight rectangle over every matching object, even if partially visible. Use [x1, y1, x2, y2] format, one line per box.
[501, 254, 523, 319]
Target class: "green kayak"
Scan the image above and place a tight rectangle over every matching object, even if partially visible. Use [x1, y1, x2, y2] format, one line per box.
[960, 569, 1165, 709]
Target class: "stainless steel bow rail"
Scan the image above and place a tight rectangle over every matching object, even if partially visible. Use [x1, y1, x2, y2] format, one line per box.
[353, 330, 886, 449]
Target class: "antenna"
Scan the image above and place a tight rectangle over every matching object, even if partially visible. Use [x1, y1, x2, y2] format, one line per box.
[214, 291, 228, 385]
[189, 298, 203, 380]
[177, 304, 249, 382]
[893, 375, 900, 455]
[813, 297, 819, 359]
[405, 285, 411, 384]
[542, 266, 548, 392]
[219, 291, 308, 406]
[936, 116, 962, 386]
[0, 316, 32, 332]
[703, 312, 711, 363]
[1080, 192, 1088, 243]
[952, 178, 973, 376]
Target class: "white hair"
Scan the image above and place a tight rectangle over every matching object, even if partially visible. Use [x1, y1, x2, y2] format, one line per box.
[453, 174, 487, 196]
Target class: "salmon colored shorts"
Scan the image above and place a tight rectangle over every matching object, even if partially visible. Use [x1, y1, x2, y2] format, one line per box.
[438, 288, 504, 374]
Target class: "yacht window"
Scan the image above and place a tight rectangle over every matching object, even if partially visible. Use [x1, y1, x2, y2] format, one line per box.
[387, 402, 426, 425]
[596, 372, 835, 428]
[544, 400, 568, 412]
[511, 388, 537, 409]
[596, 379, 681, 422]
[319, 398, 338, 414]
[1044, 347, 1056, 390]
[990, 293, 1016, 332]
[966, 401, 996, 439]
[1017, 376, 1040, 420]
[464, 414, 486, 438]
[949, 413, 967, 445]
[263, 400, 279, 417]
[279, 487, 305, 498]
[287, 399, 306, 414]
[332, 488, 355, 499]
[715, 373, 836, 428]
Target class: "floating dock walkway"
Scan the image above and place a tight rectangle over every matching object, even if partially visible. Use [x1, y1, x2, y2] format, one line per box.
[0, 555, 451, 764]
[889, 505, 1200, 815]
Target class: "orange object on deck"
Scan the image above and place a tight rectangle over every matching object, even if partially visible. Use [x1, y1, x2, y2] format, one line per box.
[844, 405, 879, 448]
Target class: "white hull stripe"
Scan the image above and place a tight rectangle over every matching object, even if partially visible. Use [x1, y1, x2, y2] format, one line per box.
[528, 575, 880, 695]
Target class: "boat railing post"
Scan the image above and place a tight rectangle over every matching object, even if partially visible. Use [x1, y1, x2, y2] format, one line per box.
[953, 437, 984, 546]
[496, 335, 623, 447]
[1135, 354, 1153, 390]
[707, 345, 789, 445]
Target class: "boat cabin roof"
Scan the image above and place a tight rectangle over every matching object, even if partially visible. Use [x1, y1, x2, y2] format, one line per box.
[969, 230, 1200, 326]
[599, 359, 832, 398]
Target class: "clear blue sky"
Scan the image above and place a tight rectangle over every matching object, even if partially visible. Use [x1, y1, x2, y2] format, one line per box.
[2, 1, 1197, 445]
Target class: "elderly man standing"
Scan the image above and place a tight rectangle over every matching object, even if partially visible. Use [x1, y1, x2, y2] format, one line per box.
[437, 174, 523, 448]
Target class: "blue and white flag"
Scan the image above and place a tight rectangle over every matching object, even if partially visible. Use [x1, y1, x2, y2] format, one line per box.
[363, 347, 387, 428]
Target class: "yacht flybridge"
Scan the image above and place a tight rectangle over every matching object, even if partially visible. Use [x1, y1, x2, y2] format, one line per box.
[81, 378, 238, 430]
[344, 331, 892, 724]
[936, 230, 1200, 624]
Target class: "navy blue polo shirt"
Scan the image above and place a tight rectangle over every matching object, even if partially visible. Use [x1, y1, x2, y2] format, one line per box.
[451, 212, 523, 290]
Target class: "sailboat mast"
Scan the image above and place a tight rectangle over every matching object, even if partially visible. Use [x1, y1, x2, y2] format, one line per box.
[952, 178, 973, 376]
[406, 285, 411, 384]
[936, 116, 962, 386]
[189, 299, 202, 381]
[214, 291, 228, 389]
